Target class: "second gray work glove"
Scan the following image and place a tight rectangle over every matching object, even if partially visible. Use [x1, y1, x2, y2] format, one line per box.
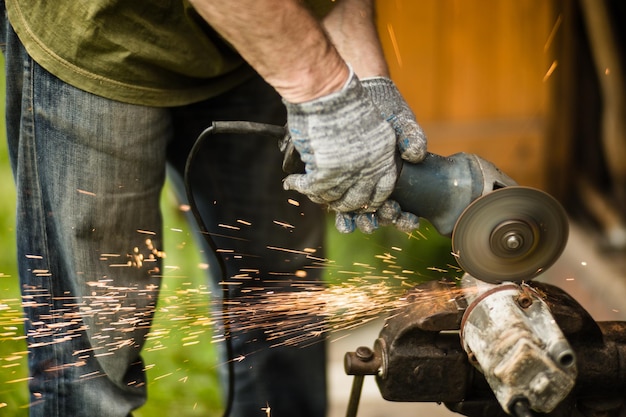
[283, 69, 398, 214]
[361, 77, 427, 163]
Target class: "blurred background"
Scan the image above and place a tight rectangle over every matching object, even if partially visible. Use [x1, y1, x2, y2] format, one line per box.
[0, 0, 624, 416]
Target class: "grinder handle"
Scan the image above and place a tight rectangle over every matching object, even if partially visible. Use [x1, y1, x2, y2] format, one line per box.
[391, 153, 487, 237]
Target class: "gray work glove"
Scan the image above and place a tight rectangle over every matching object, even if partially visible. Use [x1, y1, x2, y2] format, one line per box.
[283, 69, 397, 214]
[332, 76, 426, 233]
[361, 77, 427, 163]
[283, 69, 419, 234]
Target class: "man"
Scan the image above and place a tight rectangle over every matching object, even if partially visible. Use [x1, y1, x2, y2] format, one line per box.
[1, 0, 426, 415]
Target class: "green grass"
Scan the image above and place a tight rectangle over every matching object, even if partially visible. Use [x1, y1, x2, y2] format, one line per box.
[0, 54, 27, 415]
[0, 55, 458, 415]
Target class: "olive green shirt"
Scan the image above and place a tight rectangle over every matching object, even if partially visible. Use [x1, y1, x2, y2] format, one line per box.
[6, 0, 335, 106]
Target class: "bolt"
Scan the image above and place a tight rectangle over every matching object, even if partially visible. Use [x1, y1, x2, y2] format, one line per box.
[505, 233, 522, 250]
[517, 293, 533, 309]
[355, 346, 374, 362]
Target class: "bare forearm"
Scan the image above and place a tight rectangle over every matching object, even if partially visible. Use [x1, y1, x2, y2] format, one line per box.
[189, 0, 350, 103]
[322, 0, 389, 79]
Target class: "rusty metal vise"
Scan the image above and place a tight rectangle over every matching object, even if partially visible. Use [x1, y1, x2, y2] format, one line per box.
[344, 279, 626, 417]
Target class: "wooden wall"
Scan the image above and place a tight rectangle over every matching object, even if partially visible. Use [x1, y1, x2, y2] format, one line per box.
[375, 0, 556, 190]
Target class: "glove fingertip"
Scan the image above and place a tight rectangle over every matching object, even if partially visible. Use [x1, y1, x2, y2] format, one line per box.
[354, 213, 378, 234]
[335, 212, 356, 234]
[398, 136, 428, 163]
[395, 212, 420, 233]
[283, 174, 307, 192]
[377, 200, 401, 223]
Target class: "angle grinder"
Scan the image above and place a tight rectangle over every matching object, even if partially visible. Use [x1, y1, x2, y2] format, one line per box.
[200, 121, 569, 284]
[391, 152, 569, 283]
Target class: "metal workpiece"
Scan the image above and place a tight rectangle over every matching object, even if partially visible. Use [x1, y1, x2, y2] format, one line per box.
[391, 152, 516, 237]
[460, 276, 577, 414]
[343, 280, 626, 417]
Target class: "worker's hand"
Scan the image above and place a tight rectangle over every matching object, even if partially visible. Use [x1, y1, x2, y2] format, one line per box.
[283, 68, 398, 215]
[361, 77, 427, 163]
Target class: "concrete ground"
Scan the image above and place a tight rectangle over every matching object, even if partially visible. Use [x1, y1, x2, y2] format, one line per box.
[325, 221, 626, 417]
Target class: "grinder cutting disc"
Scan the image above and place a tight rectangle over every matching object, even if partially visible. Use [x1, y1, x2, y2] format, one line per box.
[451, 186, 568, 283]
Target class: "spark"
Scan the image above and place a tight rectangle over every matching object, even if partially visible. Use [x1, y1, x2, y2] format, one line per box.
[413, 230, 427, 240]
[0, 225, 465, 401]
[219, 224, 240, 230]
[7, 377, 32, 385]
[273, 220, 295, 229]
[387, 23, 403, 68]
[77, 189, 96, 197]
[262, 402, 271, 417]
[287, 199, 300, 207]
[266, 246, 309, 255]
[137, 230, 156, 236]
[544, 15, 562, 52]
[543, 60, 558, 82]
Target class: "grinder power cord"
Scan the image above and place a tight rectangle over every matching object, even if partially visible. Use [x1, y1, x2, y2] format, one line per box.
[183, 122, 286, 417]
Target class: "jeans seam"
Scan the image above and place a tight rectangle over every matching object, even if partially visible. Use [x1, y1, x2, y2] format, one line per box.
[21, 54, 61, 417]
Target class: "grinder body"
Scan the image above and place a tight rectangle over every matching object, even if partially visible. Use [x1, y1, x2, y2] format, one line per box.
[391, 152, 516, 237]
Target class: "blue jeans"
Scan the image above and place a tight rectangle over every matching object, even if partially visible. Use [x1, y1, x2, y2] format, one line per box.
[1, 7, 326, 417]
